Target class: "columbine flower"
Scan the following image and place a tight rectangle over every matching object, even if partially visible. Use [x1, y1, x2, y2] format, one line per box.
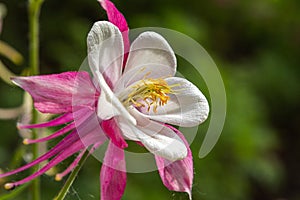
[88, 19, 210, 161]
[0, 0, 209, 199]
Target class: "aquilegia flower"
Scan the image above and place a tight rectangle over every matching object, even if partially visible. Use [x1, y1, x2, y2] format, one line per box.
[0, 0, 209, 199]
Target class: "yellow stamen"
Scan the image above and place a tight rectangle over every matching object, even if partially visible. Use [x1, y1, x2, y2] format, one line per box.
[124, 78, 178, 112]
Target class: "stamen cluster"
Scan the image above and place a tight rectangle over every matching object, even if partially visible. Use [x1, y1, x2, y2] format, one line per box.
[126, 78, 173, 112]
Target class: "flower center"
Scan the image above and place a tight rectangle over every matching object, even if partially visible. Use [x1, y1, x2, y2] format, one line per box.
[124, 78, 176, 112]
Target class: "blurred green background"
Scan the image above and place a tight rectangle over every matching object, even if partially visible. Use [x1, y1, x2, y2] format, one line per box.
[0, 0, 300, 199]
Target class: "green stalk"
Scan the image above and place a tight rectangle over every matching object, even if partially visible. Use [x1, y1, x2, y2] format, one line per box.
[28, 0, 44, 200]
[29, 110, 40, 200]
[28, 0, 43, 75]
[54, 150, 90, 200]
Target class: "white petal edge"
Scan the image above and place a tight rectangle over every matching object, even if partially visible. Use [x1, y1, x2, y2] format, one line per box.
[87, 21, 124, 88]
[137, 77, 209, 127]
[123, 31, 176, 83]
[95, 71, 136, 125]
[114, 64, 175, 94]
[117, 107, 188, 162]
[97, 88, 120, 120]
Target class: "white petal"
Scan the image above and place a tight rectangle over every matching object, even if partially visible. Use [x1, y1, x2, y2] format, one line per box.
[97, 89, 119, 120]
[138, 77, 209, 127]
[116, 115, 139, 141]
[95, 71, 136, 125]
[117, 107, 188, 161]
[123, 32, 176, 82]
[114, 64, 175, 94]
[87, 21, 123, 88]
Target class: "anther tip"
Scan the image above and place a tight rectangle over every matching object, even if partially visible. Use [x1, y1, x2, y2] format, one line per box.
[4, 183, 15, 190]
[23, 139, 29, 145]
[55, 174, 62, 181]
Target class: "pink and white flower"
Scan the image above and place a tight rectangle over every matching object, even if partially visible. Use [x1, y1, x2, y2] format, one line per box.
[88, 20, 209, 161]
[0, 0, 209, 199]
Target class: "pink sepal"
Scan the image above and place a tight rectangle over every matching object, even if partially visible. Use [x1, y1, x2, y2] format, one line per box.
[98, 0, 130, 62]
[101, 118, 128, 149]
[11, 72, 97, 114]
[155, 125, 193, 199]
[100, 142, 126, 200]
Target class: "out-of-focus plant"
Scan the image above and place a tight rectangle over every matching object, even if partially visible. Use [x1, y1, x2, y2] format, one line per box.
[0, 1, 48, 200]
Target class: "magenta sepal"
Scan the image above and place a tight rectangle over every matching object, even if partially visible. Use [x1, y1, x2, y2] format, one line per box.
[100, 142, 126, 200]
[155, 125, 194, 199]
[98, 0, 130, 63]
[101, 118, 128, 149]
[11, 72, 98, 114]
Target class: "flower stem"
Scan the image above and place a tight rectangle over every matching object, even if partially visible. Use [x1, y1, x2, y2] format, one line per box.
[28, 0, 44, 200]
[28, 0, 43, 75]
[54, 150, 90, 200]
[29, 110, 40, 200]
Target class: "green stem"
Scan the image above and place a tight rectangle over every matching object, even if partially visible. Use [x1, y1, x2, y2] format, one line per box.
[28, 0, 43, 75]
[29, 110, 40, 200]
[54, 150, 90, 200]
[28, 0, 44, 200]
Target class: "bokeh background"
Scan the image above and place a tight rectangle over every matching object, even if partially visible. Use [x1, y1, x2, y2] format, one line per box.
[0, 0, 299, 199]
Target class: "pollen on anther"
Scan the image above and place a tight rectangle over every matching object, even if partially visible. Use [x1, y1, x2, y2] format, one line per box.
[55, 174, 62, 181]
[23, 139, 29, 145]
[126, 78, 175, 113]
[4, 183, 15, 190]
